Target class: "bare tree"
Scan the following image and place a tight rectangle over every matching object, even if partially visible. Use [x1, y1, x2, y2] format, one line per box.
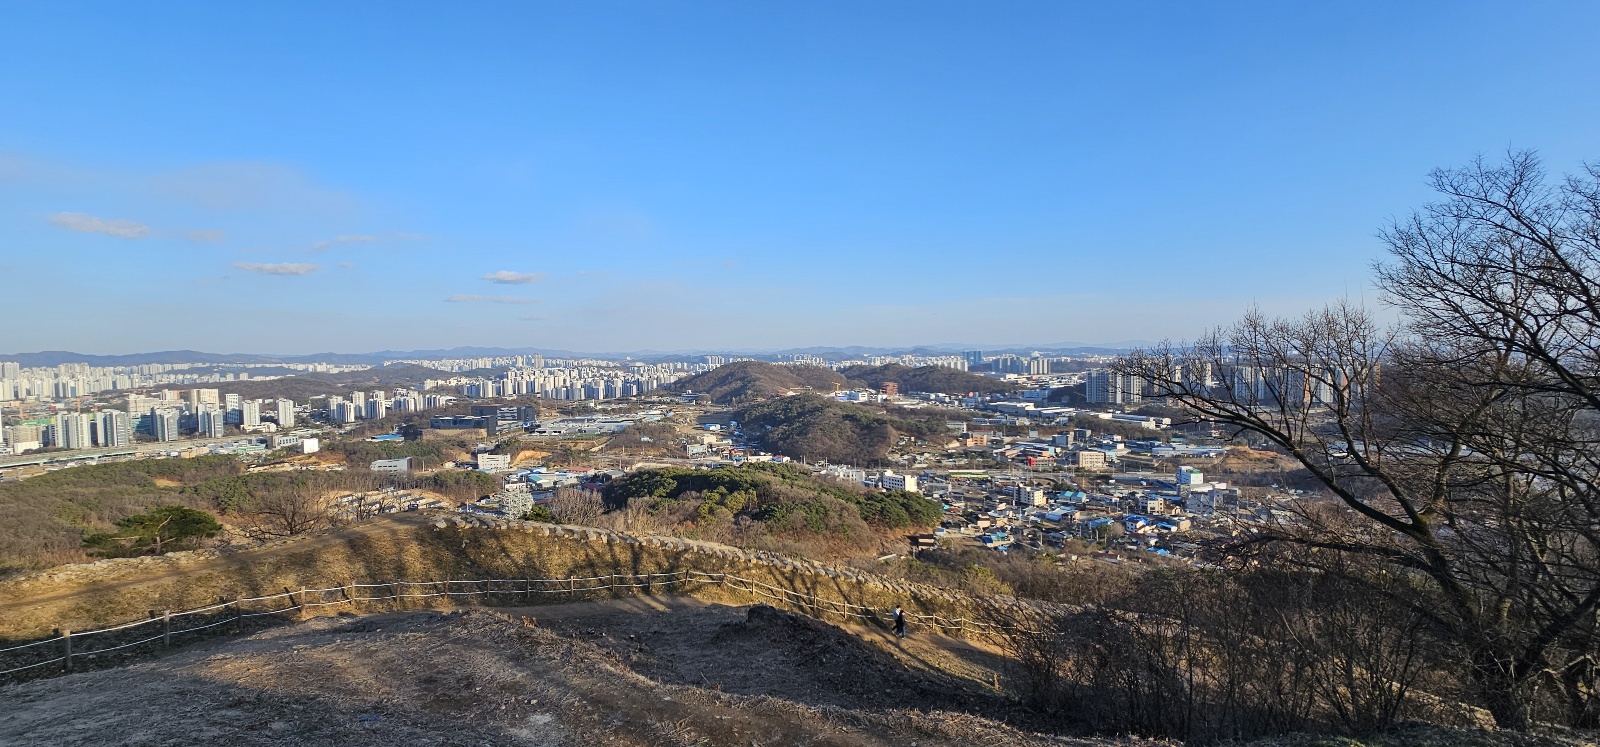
[240, 483, 335, 539]
[549, 488, 605, 526]
[343, 488, 409, 522]
[1117, 152, 1600, 728]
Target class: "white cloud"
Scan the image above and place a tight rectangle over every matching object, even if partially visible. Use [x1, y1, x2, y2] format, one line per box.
[48, 212, 149, 239]
[482, 270, 546, 285]
[312, 234, 377, 251]
[187, 229, 226, 243]
[234, 262, 320, 276]
[444, 294, 539, 304]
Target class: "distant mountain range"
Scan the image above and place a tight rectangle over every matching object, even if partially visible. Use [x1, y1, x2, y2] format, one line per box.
[1, 342, 1151, 368]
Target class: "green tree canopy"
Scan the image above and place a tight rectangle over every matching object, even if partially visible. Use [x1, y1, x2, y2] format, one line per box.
[83, 505, 222, 557]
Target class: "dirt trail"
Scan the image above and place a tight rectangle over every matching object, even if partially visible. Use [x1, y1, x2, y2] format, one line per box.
[511, 596, 1013, 707]
[0, 601, 1144, 747]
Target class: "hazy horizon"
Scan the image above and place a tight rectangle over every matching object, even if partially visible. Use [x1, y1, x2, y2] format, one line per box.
[0, 339, 1156, 362]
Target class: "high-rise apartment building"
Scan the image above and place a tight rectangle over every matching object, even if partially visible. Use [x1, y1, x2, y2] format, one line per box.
[94, 410, 132, 447]
[274, 399, 296, 428]
[224, 393, 243, 424]
[242, 400, 261, 427]
[5, 424, 44, 452]
[152, 408, 182, 441]
[198, 406, 225, 438]
[334, 401, 358, 423]
[54, 412, 93, 449]
[1085, 369, 1144, 405]
[186, 388, 220, 410]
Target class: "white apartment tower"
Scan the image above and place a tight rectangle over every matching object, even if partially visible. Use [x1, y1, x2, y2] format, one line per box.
[95, 410, 132, 447]
[274, 399, 295, 428]
[1085, 369, 1144, 405]
[54, 412, 93, 450]
[198, 407, 225, 438]
[334, 401, 358, 423]
[186, 388, 220, 410]
[152, 408, 181, 442]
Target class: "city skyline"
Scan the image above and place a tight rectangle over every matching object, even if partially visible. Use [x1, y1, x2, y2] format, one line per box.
[5, 2, 1599, 353]
[0, 341, 1150, 363]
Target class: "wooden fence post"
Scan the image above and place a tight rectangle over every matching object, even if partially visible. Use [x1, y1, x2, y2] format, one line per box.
[162, 610, 172, 647]
[60, 629, 72, 672]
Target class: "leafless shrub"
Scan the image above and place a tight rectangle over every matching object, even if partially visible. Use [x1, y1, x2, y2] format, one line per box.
[549, 488, 605, 526]
[987, 566, 1434, 743]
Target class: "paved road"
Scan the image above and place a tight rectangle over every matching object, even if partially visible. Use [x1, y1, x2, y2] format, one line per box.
[0, 435, 289, 471]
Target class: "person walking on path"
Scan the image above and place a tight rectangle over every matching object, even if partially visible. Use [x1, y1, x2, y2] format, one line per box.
[892, 606, 907, 638]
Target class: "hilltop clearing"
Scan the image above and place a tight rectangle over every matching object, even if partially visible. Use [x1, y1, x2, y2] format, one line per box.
[0, 602, 1142, 747]
[3, 594, 1591, 747]
[3, 514, 1597, 747]
[737, 393, 956, 465]
[669, 361, 849, 404]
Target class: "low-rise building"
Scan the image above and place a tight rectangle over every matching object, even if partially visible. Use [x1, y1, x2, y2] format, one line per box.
[1070, 449, 1107, 470]
[880, 470, 919, 493]
[371, 457, 414, 473]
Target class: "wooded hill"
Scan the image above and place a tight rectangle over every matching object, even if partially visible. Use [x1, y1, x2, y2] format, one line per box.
[671, 360, 1014, 405]
[737, 394, 956, 465]
[669, 362, 848, 405]
[208, 363, 447, 401]
[603, 462, 939, 537]
[838, 363, 1017, 395]
[0, 441, 501, 575]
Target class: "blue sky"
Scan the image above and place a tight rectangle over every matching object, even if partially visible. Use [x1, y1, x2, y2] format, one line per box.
[3, 1, 1598, 355]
